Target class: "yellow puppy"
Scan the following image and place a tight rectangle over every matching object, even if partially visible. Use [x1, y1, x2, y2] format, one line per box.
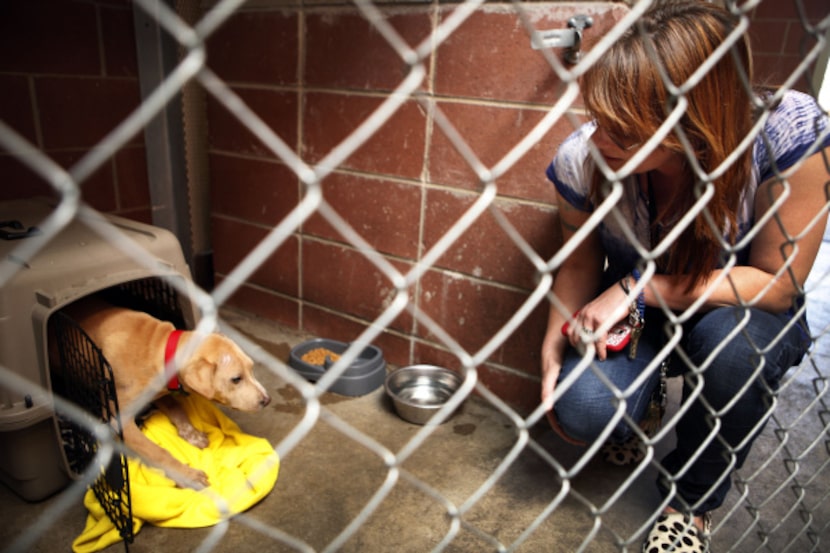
[66, 299, 270, 488]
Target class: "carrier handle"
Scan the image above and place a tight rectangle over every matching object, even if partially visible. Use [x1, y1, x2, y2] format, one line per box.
[0, 219, 41, 240]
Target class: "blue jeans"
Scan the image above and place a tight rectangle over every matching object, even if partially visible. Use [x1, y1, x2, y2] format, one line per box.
[553, 306, 809, 514]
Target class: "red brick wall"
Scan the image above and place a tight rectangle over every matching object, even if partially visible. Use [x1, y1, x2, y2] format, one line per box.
[205, 0, 828, 415]
[0, 0, 150, 221]
[204, 3, 630, 414]
[1, 0, 826, 415]
[749, 0, 828, 92]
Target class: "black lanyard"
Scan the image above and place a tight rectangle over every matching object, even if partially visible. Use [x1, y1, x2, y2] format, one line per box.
[647, 172, 659, 247]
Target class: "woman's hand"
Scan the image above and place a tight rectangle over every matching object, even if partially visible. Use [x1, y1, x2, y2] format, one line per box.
[540, 350, 560, 412]
[541, 278, 631, 410]
[540, 330, 567, 411]
[565, 281, 631, 360]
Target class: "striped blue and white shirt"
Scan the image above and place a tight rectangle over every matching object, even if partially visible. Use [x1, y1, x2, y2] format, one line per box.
[546, 90, 830, 275]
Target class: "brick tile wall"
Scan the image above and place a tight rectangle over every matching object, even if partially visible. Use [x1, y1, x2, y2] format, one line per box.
[305, 10, 433, 91]
[1, 0, 825, 416]
[0, 0, 148, 220]
[206, 2, 634, 414]
[204, 0, 828, 414]
[302, 93, 427, 179]
[428, 101, 574, 201]
[750, 0, 828, 91]
[303, 172, 423, 259]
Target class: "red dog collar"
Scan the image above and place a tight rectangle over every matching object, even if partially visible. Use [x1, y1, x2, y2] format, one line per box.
[164, 330, 185, 393]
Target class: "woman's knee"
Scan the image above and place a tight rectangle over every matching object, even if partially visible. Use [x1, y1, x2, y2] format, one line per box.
[553, 347, 660, 443]
[684, 307, 756, 356]
[684, 307, 803, 386]
[553, 382, 621, 443]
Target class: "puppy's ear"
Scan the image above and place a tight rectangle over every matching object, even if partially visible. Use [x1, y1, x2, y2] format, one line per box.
[183, 358, 216, 398]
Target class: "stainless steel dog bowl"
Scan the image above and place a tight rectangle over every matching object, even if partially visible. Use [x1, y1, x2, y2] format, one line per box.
[384, 365, 463, 425]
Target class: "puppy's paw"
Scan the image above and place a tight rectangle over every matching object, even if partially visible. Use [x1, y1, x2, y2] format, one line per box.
[175, 466, 210, 490]
[192, 432, 209, 449]
[192, 468, 210, 489]
[179, 426, 210, 449]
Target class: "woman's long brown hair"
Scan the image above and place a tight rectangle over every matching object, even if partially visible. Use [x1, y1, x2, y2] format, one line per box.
[581, 1, 755, 290]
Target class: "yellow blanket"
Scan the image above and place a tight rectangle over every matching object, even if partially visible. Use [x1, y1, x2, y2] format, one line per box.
[72, 394, 279, 553]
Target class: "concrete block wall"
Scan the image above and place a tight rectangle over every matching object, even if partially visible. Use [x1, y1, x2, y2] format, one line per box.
[0, 0, 150, 221]
[749, 0, 828, 92]
[204, 2, 630, 414]
[205, 0, 829, 416]
[0, 0, 826, 415]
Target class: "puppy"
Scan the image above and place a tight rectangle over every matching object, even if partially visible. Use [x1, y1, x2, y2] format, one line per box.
[65, 299, 271, 489]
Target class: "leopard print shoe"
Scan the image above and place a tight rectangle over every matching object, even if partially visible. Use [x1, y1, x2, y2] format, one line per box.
[641, 511, 711, 553]
[601, 434, 645, 465]
[604, 362, 668, 466]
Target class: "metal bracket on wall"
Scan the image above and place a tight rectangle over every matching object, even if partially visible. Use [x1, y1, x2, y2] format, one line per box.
[531, 15, 594, 64]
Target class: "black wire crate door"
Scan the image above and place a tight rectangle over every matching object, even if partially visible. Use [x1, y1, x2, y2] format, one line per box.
[50, 311, 134, 549]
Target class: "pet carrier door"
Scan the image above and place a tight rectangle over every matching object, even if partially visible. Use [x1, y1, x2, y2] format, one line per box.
[50, 311, 134, 547]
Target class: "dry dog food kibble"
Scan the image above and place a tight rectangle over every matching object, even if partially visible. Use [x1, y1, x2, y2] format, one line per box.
[301, 348, 341, 365]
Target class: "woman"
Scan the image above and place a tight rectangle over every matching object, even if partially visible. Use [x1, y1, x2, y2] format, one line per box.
[542, 1, 830, 551]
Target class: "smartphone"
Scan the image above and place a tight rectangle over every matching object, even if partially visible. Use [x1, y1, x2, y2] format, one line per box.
[605, 322, 633, 351]
[561, 314, 632, 352]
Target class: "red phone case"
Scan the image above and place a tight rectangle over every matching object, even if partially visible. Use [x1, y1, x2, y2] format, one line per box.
[561, 313, 632, 352]
[605, 323, 632, 351]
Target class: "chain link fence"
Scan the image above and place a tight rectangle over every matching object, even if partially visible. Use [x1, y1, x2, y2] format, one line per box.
[1, 0, 829, 551]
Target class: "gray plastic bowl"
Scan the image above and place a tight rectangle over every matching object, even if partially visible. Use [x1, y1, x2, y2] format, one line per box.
[289, 338, 385, 397]
[384, 365, 463, 425]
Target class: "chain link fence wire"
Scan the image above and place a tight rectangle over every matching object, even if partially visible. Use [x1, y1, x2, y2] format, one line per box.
[1, 0, 830, 551]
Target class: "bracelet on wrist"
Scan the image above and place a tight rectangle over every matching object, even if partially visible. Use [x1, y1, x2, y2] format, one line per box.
[618, 277, 630, 295]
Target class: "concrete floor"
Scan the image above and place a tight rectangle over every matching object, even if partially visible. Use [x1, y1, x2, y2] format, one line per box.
[3, 233, 830, 552]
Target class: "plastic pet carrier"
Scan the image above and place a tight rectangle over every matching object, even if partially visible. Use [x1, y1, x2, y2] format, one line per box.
[0, 197, 198, 524]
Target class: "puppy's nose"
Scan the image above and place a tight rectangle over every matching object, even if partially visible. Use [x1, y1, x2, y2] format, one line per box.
[260, 394, 271, 408]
